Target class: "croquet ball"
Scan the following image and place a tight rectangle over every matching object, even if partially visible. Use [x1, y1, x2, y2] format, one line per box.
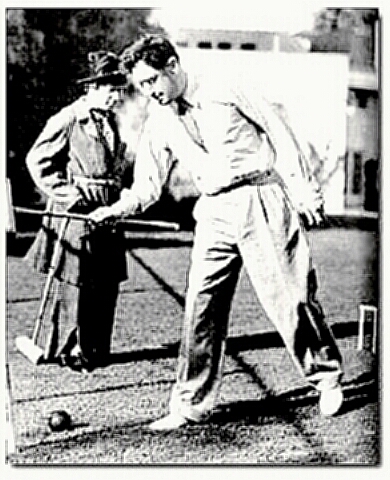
[48, 410, 71, 432]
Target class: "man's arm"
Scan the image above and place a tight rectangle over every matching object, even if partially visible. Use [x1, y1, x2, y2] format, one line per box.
[232, 85, 307, 177]
[89, 119, 174, 222]
[26, 107, 80, 204]
[232, 84, 324, 226]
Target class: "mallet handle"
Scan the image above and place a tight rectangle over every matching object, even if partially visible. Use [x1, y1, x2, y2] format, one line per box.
[32, 216, 70, 343]
[14, 206, 180, 231]
[31, 195, 81, 344]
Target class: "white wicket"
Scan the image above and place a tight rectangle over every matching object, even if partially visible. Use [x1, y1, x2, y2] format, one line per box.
[357, 304, 378, 354]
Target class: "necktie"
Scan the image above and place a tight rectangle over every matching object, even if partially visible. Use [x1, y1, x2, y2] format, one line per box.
[91, 109, 115, 154]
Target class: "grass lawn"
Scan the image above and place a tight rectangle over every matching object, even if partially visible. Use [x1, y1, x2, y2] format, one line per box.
[5, 226, 380, 465]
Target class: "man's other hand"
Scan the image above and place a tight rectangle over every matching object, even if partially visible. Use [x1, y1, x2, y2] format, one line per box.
[296, 182, 325, 228]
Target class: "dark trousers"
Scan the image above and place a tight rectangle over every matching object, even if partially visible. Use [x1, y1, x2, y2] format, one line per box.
[45, 277, 119, 364]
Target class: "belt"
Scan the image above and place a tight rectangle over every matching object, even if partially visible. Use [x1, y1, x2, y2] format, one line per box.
[69, 174, 121, 209]
[209, 169, 278, 195]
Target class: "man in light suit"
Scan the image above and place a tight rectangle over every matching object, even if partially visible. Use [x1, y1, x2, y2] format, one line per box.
[91, 36, 344, 427]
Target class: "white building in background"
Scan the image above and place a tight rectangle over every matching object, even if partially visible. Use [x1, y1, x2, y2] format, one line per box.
[346, 68, 379, 211]
[174, 28, 310, 52]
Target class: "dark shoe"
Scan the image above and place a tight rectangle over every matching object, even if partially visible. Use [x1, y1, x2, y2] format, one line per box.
[57, 354, 93, 374]
[84, 352, 111, 370]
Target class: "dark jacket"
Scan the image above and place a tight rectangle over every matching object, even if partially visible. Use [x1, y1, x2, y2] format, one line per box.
[25, 96, 132, 286]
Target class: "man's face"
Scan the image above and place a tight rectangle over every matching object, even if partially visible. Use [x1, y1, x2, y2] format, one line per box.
[131, 58, 182, 106]
[88, 84, 124, 111]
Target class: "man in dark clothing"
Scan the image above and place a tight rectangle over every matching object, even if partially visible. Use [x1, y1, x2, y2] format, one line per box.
[25, 51, 131, 372]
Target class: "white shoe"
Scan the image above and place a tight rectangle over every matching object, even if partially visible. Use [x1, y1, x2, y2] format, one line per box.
[319, 385, 343, 416]
[147, 413, 190, 431]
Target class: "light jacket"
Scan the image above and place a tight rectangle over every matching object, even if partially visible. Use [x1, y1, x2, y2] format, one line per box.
[115, 72, 321, 217]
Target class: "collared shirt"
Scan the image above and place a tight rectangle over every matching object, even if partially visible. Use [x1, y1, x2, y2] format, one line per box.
[121, 71, 313, 215]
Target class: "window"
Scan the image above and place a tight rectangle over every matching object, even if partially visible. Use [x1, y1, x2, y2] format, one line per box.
[218, 42, 232, 50]
[352, 152, 363, 194]
[197, 41, 212, 49]
[358, 95, 368, 109]
[354, 89, 369, 109]
[241, 43, 256, 50]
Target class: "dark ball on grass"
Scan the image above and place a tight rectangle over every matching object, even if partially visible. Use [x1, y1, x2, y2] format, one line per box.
[48, 410, 71, 432]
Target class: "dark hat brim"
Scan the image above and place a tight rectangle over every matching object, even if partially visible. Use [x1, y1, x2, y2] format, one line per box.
[76, 71, 126, 85]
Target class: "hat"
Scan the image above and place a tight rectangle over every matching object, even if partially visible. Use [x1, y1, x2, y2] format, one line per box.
[77, 51, 127, 86]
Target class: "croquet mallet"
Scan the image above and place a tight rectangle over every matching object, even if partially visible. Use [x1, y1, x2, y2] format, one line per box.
[13, 206, 180, 231]
[15, 208, 74, 364]
[14, 205, 180, 364]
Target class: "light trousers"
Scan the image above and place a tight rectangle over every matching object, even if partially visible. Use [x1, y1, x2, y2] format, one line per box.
[169, 179, 343, 421]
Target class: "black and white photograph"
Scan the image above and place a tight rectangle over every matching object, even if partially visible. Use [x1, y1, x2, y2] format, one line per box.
[3, 1, 383, 471]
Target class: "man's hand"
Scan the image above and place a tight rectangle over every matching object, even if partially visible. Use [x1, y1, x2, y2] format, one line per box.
[74, 178, 111, 205]
[299, 203, 325, 229]
[293, 181, 325, 228]
[88, 206, 116, 224]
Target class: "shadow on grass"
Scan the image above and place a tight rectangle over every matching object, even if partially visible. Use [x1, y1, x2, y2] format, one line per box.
[12, 370, 377, 462]
[212, 370, 378, 425]
[14, 332, 375, 406]
[102, 321, 360, 366]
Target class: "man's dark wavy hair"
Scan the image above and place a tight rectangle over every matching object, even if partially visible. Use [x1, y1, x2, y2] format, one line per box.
[119, 35, 180, 73]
